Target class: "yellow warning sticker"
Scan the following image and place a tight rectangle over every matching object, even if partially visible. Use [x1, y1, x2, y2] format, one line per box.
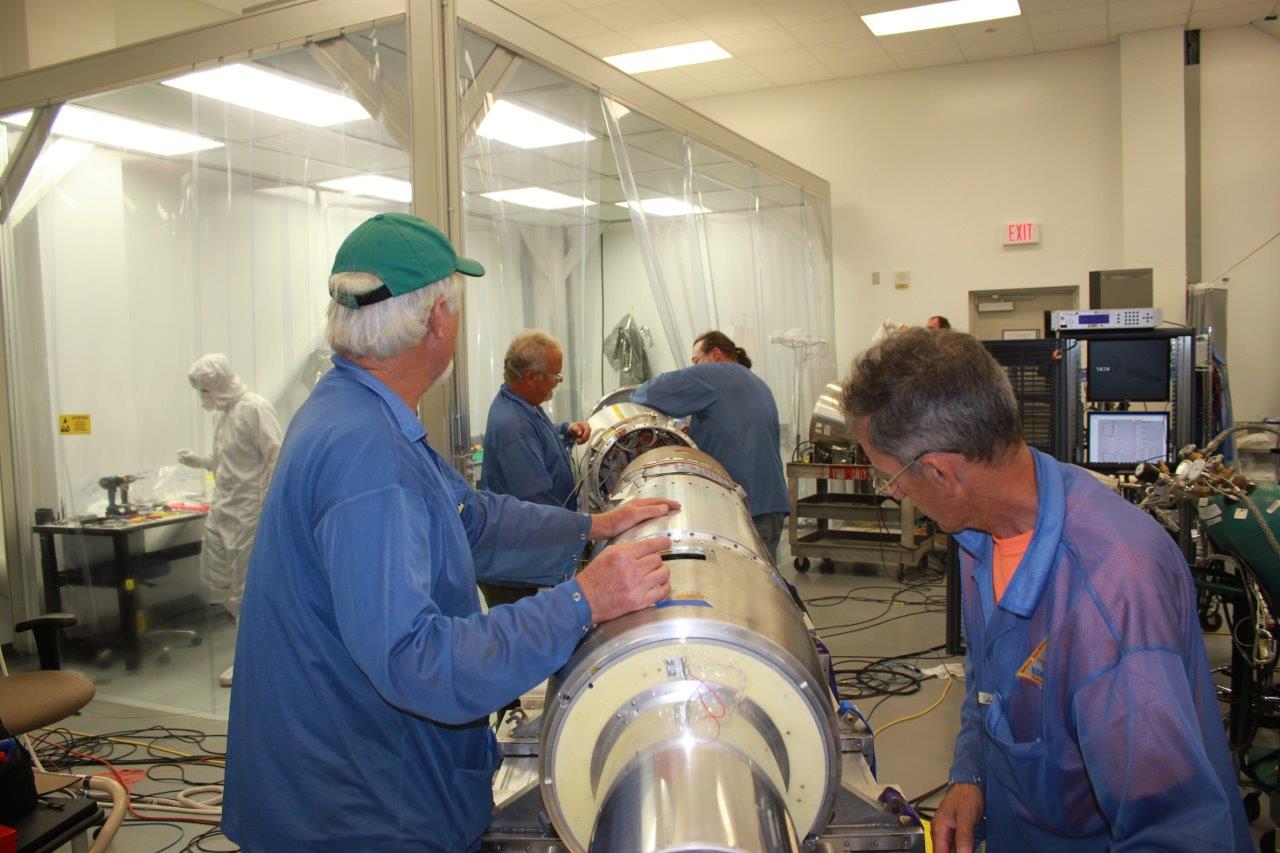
[58, 414, 91, 435]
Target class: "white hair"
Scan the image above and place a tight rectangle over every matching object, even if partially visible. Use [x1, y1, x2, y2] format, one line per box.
[325, 271, 460, 360]
[503, 330, 560, 383]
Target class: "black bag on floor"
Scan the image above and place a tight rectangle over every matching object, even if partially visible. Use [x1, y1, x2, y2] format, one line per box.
[0, 717, 38, 824]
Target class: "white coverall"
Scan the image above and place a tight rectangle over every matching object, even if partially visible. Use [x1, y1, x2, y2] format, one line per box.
[178, 354, 282, 619]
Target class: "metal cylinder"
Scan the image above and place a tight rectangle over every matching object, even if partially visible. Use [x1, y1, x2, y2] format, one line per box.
[573, 402, 693, 511]
[541, 445, 840, 853]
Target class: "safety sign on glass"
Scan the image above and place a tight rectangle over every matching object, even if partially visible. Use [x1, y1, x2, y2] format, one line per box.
[828, 466, 870, 481]
[58, 414, 91, 435]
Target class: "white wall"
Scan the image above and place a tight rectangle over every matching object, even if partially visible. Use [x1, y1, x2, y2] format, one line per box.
[1201, 26, 1280, 422]
[690, 46, 1126, 375]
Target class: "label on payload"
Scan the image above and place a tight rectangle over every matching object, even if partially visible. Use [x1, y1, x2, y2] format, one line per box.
[1235, 507, 1249, 520]
[1199, 504, 1222, 520]
[1268, 500, 1280, 515]
[58, 413, 91, 435]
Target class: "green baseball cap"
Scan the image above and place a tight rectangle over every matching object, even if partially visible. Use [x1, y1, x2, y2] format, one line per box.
[329, 212, 485, 309]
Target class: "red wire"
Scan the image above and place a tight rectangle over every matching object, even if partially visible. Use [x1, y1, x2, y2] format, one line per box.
[31, 734, 222, 826]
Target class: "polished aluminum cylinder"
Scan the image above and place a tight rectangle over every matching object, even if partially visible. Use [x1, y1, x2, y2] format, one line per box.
[573, 402, 693, 511]
[591, 743, 801, 853]
[541, 444, 840, 853]
[809, 381, 854, 447]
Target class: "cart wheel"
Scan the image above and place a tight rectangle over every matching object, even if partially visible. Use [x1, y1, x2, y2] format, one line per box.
[1261, 828, 1276, 853]
[95, 649, 114, 669]
[793, 557, 811, 572]
[819, 559, 835, 574]
[1244, 791, 1262, 824]
[191, 636, 203, 647]
[1200, 607, 1223, 633]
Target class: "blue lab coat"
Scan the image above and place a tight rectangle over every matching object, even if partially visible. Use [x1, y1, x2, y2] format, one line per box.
[631, 362, 789, 517]
[480, 385, 576, 508]
[950, 448, 1250, 851]
[222, 355, 594, 852]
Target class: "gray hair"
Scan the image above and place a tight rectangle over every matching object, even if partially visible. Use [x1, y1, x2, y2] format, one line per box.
[503, 330, 560, 383]
[841, 328, 1021, 464]
[325, 271, 460, 360]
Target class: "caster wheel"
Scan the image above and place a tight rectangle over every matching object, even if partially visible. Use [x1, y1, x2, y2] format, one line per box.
[1261, 828, 1275, 853]
[1200, 608, 1223, 632]
[157, 650, 172, 665]
[1244, 791, 1261, 824]
[95, 649, 113, 669]
[190, 636, 203, 647]
[819, 559, 835, 574]
[793, 557, 811, 572]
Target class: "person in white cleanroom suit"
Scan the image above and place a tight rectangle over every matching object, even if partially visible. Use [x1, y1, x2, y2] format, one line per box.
[178, 354, 282, 686]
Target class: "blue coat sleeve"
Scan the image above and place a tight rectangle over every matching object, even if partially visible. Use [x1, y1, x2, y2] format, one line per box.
[316, 485, 592, 725]
[1071, 650, 1239, 850]
[444, 461, 590, 586]
[631, 367, 718, 417]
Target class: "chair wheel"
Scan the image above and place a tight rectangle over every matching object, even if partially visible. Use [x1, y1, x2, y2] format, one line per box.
[1244, 791, 1262, 823]
[793, 557, 811, 572]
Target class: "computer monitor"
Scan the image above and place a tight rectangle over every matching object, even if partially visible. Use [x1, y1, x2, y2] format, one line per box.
[1087, 338, 1170, 402]
[1087, 411, 1169, 469]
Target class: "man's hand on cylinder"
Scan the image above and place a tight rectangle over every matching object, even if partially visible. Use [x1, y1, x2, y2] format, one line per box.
[589, 497, 680, 540]
[576, 535, 672, 624]
[567, 421, 592, 444]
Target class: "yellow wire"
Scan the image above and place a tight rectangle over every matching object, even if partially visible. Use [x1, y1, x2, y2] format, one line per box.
[874, 677, 954, 736]
[40, 728, 225, 765]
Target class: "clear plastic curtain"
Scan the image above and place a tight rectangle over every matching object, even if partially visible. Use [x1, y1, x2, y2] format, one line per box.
[458, 30, 605, 452]
[0, 22, 409, 712]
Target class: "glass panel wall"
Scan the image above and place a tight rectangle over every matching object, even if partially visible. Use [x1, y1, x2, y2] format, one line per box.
[0, 19, 409, 714]
[457, 28, 835, 488]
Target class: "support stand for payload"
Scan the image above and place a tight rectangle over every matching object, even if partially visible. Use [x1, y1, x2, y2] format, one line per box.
[483, 401, 925, 853]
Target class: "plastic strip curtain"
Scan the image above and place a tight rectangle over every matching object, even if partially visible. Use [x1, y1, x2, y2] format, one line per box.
[0, 24, 409, 712]
[457, 29, 605, 450]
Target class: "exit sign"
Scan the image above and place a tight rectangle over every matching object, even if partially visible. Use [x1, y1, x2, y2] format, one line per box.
[1004, 222, 1040, 245]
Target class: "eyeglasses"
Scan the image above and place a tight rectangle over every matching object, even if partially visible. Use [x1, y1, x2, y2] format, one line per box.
[871, 449, 954, 497]
[543, 372, 563, 385]
[690, 350, 707, 365]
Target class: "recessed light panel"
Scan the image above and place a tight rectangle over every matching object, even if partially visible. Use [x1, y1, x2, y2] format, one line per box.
[163, 64, 369, 127]
[604, 40, 732, 74]
[862, 0, 1021, 36]
[481, 187, 596, 210]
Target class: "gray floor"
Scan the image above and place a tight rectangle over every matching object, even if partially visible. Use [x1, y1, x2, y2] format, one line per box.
[31, 539, 1275, 851]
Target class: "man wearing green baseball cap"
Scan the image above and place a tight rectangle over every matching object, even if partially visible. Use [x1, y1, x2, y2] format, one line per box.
[224, 212, 678, 851]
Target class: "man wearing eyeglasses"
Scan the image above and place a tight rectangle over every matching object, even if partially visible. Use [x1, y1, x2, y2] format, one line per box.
[480, 330, 592, 606]
[842, 328, 1249, 853]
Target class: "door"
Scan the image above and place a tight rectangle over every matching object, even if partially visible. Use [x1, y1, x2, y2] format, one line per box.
[969, 286, 1078, 341]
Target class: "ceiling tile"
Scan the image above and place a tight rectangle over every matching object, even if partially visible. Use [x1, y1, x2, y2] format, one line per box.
[1110, 13, 1189, 33]
[1019, 0, 1108, 11]
[1027, 5, 1107, 32]
[741, 46, 824, 70]
[661, 81, 720, 99]
[824, 55, 900, 76]
[632, 68, 696, 87]
[949, 15, 1032, 42]
[662, 0, 747, 14]
[1192, 0, 1270, 12]
[688, 9, 783, 37]
[534, 9, 613, 38]
[760, 0, 853, 24]
[960, 35, 1036, 58]
[585, 0, 681, 29]
[808, 38, 890, 61]
[762, 64, 837, 85]
[681, 57, 760, 80]
[572, 31, 642, 56]
[1031, 24, 1110, 48]
[876, 28, 962, 52]
[1188, 0, 1273, 25]
[891, 44, 967, 67]
[785, 17, 877, 44]
[1108, 0, 1190, 23]
[715, 27, 802, 54]
[616, 21, 711, 48]
[844, 0, 921, 13]
[562, 0, 618, 7]
[500, 0, 574, 17]
[703, 72, 775, 93]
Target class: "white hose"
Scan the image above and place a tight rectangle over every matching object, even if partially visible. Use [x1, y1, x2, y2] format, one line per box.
[87, 775, 127, 853]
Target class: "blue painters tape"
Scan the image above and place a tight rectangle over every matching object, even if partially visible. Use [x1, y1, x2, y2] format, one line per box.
[656, 599, 711, 609]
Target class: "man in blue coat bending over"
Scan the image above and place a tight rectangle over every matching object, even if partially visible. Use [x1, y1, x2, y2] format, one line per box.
[631, 330, 789, 562]
[479, 330, 592, 607]
[841, 327, 1249, 853]
[221, 213, 677, 851]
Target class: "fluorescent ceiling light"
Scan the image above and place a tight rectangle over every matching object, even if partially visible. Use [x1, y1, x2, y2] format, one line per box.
[317, 175, 411, 203]
[1, 105, 222, 156]
[616, 198, 710, 217]
[162, 64, 369, 127]
[481, 187, 596, 210]
[604, 40, 731, 74]
[476, 100, 594, 150]
[862, 0, 1020, 35]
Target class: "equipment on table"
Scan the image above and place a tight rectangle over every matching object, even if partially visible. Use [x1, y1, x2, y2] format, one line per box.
[1050, 307, 1162, 331]
[572, 402, 693, 512]
[483, 430, 925, 852]
[1131, 423, 1280, 843]
[97, 475, 138, 517]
